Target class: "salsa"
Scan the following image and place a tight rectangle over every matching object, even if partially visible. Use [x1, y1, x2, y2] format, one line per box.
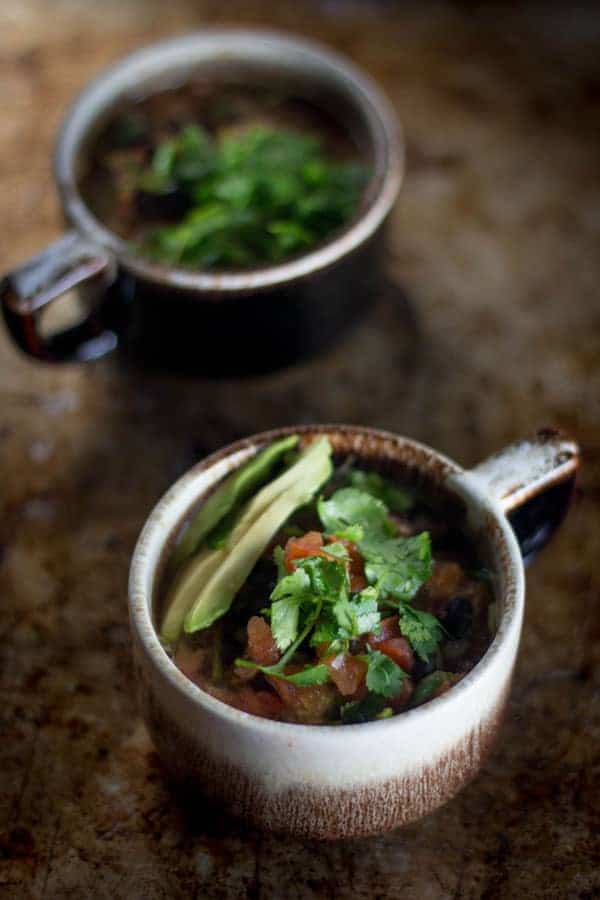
[159, 436, 496, 725]
[80, 82, 367, 270]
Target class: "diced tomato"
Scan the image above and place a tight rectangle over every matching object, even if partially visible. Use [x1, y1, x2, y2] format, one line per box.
[368, 615, 401, 646]
[426, 561, 464, 599]
[246, 616, 280, 666]
[283, 531, 336, 572]
[376, 637, 415, 672]
[326, 536, 367, 592]
[173, 641, 206, 681]
[266, 670, 338, 723]
[324, 652, 368, 697]
[390, 678, 414, 711]
[233, 686, 286, 720]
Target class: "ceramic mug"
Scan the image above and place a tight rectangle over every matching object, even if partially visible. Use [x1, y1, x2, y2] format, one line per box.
[128, 425, 578, 839]
[0, 31, 402, 374]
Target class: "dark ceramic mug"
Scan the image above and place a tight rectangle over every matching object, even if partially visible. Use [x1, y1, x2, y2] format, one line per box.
[1, 30, 402, 374]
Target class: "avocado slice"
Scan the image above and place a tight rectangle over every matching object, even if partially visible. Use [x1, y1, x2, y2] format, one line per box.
[184, 436, 333, 634]
[160, 547, 226, 646]
[171, 434, 299, 570]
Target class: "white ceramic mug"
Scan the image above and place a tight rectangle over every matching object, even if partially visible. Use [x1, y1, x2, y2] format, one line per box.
[128, 425, 578, 839]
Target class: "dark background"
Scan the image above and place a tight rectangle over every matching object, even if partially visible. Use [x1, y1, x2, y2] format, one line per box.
[1, 2, 599, 897]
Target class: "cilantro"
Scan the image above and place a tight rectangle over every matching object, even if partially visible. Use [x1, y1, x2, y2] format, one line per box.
[234, 660, 330, 686]
[318, 488, 391, 539]
[362, 532, 433, 603]
[398, 606, 444, 662]
[270, 567, 312, 652]
[309, 607, 340, 649]
[295, 555, 349, 601]
[323, 541, 350, 561]
[273, 545, 287, 581]
[364, 649, 407, 699]
[138, 125, 367, 269]
[331, 588, 380, 641]
[274, 664, 329, 686]
[317, 487, 432, 603]
[347, 469, 414, 513]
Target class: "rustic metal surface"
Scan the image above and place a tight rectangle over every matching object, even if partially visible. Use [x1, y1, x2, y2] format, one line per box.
[1, 1, 599, 897]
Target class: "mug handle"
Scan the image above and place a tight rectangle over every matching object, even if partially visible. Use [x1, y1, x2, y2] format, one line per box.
[469, 429, 580, 564]
[1, 230, 118, 362]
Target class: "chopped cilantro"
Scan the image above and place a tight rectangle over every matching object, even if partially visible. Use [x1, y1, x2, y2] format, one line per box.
[138, 125, 367, 269]
[318, 487, 391, 540]
[295, 555, 349, 601]
[397, 605, 444, 662]
[272, 663, 330, 686]
[347, 469, 414, 513]
[331, 588, 381, 642]
[270, 567, 311, 651]
[364, 649, 407, 699]
[234, 659, 330, 686]
[318, 487, 432, 604]
[362, 532, 433, 603]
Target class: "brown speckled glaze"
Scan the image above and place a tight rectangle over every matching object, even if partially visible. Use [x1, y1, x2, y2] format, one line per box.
[129, 425, 530, 839]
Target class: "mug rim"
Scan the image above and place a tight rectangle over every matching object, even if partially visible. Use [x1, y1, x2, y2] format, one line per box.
[54, 28, 403, 294]
[128, 424, 524, 738]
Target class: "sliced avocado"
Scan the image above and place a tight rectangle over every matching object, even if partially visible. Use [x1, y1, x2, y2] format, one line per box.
[184, 436, 333, 633]
[160, 547, 226, 646]
[171, 434, 299, 570]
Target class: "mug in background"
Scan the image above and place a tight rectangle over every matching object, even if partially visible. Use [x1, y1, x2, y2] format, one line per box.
[1, 31, 402, 375]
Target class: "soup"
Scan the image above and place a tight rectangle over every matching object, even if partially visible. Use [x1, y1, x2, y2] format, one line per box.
[158, 436, 496, 725]
[79, 82, 367, 270]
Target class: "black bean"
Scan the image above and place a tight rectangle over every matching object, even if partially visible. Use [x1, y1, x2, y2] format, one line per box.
[441, 596, 473, 640]
[411, 654, 437, 680]
[134, 187, 190, 221]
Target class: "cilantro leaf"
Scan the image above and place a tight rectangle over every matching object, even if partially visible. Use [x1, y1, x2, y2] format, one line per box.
[364, 649, 407, 698]
[309, 607, 340, 648]
[270, 567, 312, 652]
[275, 664, 329, 686]
[295, 555, 349, 602]
[331, 588, 380, 641]
[273, 545, 287, 581]
[347, 469, 414, 513]
[234, 660, 330, 686]
[398, 605, 444, 662]
[318, 488, 391, 539]
[363, 532, 433, 603]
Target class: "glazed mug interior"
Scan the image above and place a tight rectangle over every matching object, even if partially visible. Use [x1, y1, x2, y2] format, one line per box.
[0, 30, 402, 372]
[128, 425, 578, 839]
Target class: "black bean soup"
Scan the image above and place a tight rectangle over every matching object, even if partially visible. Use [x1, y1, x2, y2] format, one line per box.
[158, 436, 496, 725]
[79, 82, 367, 269]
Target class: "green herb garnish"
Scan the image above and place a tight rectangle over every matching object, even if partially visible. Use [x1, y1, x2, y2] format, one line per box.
[364, 648, 407, 698]
[138, 125, 367, 269]
[347, 469, 415, 513]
